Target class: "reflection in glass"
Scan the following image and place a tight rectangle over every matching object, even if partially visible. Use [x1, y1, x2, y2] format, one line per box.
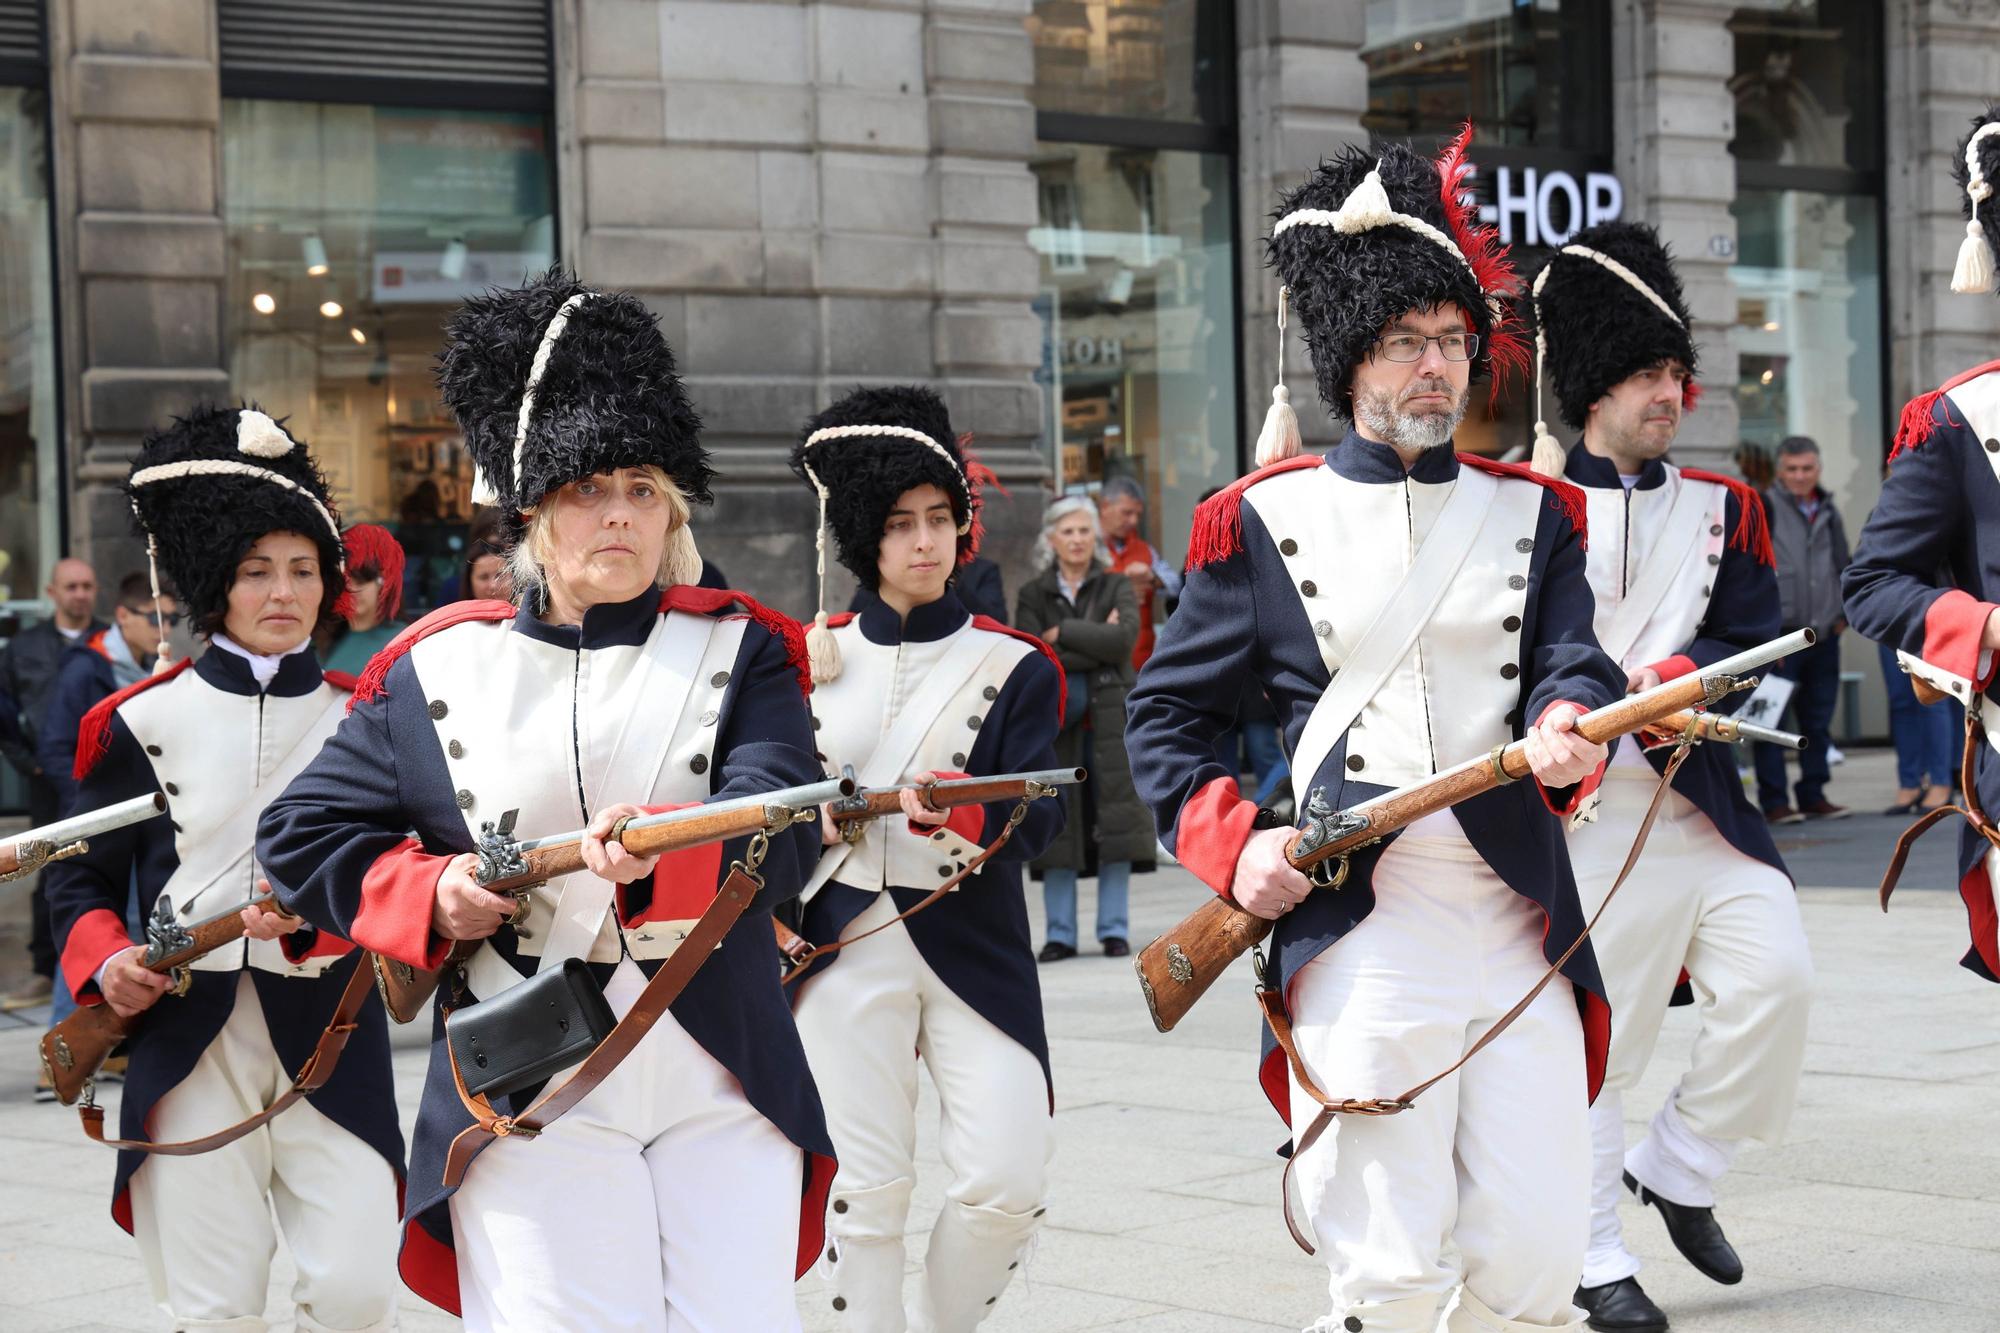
[1028, 0, 1231, 123]
[1029, 143, 1237, 565]
[0, 87, 55, 606]
[223, 100, 555, 614]
[1728, 0, 1881, 172]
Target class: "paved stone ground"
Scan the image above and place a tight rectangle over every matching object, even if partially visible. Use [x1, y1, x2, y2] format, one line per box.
[0, 750, 1994, 1330]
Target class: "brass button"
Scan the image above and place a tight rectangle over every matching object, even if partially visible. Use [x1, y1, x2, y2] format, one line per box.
[1345, 1319, 1364, 1333]
[164, 782, 179, 795]
[1986, 438, 1999, 453]
[455, 789, 474, 810]
[448, 740, 464, 759]
[983, 685, 999, 701]
[1710, 523, 1724, 536]
[1500, 663, 1520, 680]
[1505, 709, 1522, 727]
[1300, 579, 1318, 597]
[699, 709, 718, 727]
[1515, 537, 1534, 553]
[832, 1296, 847, 1311]
[690, 755, 709, 774]
[1346, 755, 1365, 772]
[827, 1246, 838, 1262]
[1314, 619, 1332, 637]
[1502, 615, 1521, 632]
[932, 830, 946, 841]
[937, 865, 951, 876]
[1034, 1208, 1046, 1217]
[1707, 553, 1721, 566]
[1009, 1261, 1019, 1270]
[1508, 574, 1527, 591]
[1279, 538, 1299, 556]
[952, 752, 967, 766]
[710, 671, 731, 688]
[145, 744, 162, 756]
[986, 1297, 997, 1306]
[428, 699, 449, 721]
[967, 715, 982, 729]
[833, 1200, 848, 1214]
[810, 715, 821, 730]
[1702, 585, 1711, 597]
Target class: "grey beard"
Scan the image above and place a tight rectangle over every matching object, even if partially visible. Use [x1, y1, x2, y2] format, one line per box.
[1353, 384, 1465, 452]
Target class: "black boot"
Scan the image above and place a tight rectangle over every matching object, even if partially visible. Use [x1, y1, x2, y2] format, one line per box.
[1625, 1170, 1744, 1285]
[1574, 1277, 1668, 1332]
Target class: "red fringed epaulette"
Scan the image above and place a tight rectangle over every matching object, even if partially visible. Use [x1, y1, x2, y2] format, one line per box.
[74, 657, 195, 781]
[1185, 455, 1325, 571]
[1889, 359, 2000, 462]
[1681, 468, 1775, 567]
[972, 615, 1067, 726]
[662, 585, 812, 700]
[323, 669, 358, 693]
[1458, 454, 1589, 550]
[827, 611, 856, 630]
[349, 599, 515, 711]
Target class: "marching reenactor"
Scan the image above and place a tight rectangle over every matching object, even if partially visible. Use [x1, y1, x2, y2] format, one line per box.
[1529, 222, 1814, 1331]
[46, 404, 402, 1332]
[1844, 105, 2000, 986]
[786, 385, 1066, 1331]
[255, 269, 836, 1331]
[1125, 130, 1626, 1333]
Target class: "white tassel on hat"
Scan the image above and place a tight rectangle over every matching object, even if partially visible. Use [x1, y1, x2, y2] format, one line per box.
[1254, 286, 1302, 467]
[1529, 328, 1567, 479]
[803, 483, 842, 684]
[1952, 124, 2000, 296]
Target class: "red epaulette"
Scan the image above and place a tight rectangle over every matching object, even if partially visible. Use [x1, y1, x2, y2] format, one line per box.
[826, 611, 856, 630]
[661, 585, 811, 700]
[971, 615, 1067, 725]
[323, 669, 358, 693]
[1890, 358, 2000, 461]
[349, 599, 515, 710]
[1185, 455, 1325, 571]
[74, 657, 195, 781]
[1680, 468, 1776, 567]
[1458, 454, 1589, 549]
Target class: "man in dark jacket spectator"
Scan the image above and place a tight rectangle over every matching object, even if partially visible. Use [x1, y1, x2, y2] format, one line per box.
[0, 557, 103, 1010]
[38, 573, 178, 812]
[1755, 436, 1852, 822]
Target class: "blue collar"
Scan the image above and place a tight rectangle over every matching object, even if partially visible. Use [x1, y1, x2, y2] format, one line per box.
[1565, 442, 1668, 491]
[513, 586, 660, 651]
[195, 643, 325, 698]
[1325, 428, 1461, 484]
[855, 587, 970, 646]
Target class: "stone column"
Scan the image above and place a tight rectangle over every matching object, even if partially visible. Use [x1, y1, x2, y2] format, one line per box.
[50, 0, 227, 578]
[1611, 0, 1741, 471]
[1233, 0, 1368, 459]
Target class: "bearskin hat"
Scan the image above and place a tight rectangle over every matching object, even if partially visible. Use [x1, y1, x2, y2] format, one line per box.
[126, 404, 347, 635]
[1265, 127, 1526, 426]
[1949, 105, 2000, 296]
[1531, 221, 1698, 431]
[435, 267, 710, 540]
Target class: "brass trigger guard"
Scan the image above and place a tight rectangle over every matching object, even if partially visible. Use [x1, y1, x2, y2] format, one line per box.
[168, 965, 193, 998]
[1306, 854, 1351, 889]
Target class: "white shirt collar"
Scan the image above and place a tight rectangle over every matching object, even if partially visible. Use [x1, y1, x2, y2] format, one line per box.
[209, 632, 311, 687]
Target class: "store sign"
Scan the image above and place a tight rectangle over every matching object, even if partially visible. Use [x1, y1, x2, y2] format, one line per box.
[1474, 166, 1624, 248]
[1062, 336, 1124, 369]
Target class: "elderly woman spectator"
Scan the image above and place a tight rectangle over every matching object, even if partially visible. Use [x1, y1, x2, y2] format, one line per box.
[1017, 496, 1154, 961]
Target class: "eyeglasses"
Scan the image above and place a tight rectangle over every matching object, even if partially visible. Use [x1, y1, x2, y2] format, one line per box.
[125, 607, 183, 628]
[1373, 332, 1480, 363]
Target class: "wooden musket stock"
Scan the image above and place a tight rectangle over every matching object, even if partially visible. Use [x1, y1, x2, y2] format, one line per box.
[1135, 630, 1815, 1032]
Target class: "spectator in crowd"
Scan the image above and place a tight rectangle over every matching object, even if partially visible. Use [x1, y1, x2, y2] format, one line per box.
[1098, 476, 1181, 669]
[321, 524, 406, 675]
[462, 530, 514, 604]
[1755, 435, 1852, 823]
[1877, 640, 1962, 814]
[39, 574, 179, 813]
[1019, 496, 1152, 961]
[0, 557, 103, 1012]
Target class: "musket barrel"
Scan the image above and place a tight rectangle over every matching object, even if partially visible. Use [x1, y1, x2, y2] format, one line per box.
[1696, 627, 1814, 682]
[16, 791, 166, 847]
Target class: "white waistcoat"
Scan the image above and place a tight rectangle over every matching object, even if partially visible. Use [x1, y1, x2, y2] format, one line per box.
[1580, 466, 1727, 672]
[121, 669, 348, 978]
[1245, 463, 1542, 790]
[1947, 369, 2000, 488]
[808, 617, 1033, 894]
[407, 611, 746, 964]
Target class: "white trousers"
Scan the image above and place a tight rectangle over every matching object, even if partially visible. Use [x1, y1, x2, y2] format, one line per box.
[793, 893, 1054, 1333]
[1287, 835, 1588, 1333]
[1567, 773, 1812, 1287]
[449, 960, 804, 1333]
[128, 974, 400, 1333]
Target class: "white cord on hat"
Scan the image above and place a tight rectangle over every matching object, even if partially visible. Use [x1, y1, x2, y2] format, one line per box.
[1953, 122, 2000, 295]
[472, 291, 593, 506]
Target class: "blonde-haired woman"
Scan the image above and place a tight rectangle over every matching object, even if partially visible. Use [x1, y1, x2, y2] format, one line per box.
[257, 270, 835, 1332]
[1016, 495, 1151, 961]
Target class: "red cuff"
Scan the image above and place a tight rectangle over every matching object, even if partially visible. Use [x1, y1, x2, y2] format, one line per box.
[1649, 654, 1698, 683]
[901, 772, 981, 842]
[351, 839, 455, 971]
[1173, 775, 1260, 898]
[627, 802, 725, 925]
[60, 906, 132, 1005]
[1532, 700, 1607, 817]
[280, 925, 355, 964]
[1923, 589, 2000, 688]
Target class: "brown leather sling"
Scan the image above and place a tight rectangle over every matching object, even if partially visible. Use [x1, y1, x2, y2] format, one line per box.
[1879, 706, 2000, 910]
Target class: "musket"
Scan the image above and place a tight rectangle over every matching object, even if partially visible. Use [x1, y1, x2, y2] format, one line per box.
[372, 774, 857, 1023]
[41, 888, 288, 1106]
[1135, 628, 1815, 1033]
[1655, 709, 1805, 751]
[0, 791, 167, 882]
[824, 767, 1085, 843]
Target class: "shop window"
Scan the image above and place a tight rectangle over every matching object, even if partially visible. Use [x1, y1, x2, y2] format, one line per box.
[1029, 0, 1233, 125]
[222, 100, 555, 614]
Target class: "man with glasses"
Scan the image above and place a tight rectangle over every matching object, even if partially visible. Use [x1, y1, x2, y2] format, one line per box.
[1127, 133, 1623, 1333]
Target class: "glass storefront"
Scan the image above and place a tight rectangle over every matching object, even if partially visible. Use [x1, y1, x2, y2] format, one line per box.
[222, 99, 555, 613]
[1027, 0, 1233, 125]
[0, 85, 56, 607]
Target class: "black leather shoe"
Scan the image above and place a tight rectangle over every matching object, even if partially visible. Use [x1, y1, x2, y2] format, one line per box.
[1574, 1277, 1668, 1332]
[1101, 936, 1130, 957]
[1037, 941, 1077, 963]
[1625, 1170, 1743, 1285]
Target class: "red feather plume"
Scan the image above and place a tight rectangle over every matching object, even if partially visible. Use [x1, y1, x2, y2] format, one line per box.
[1436, 124, 1519, 301]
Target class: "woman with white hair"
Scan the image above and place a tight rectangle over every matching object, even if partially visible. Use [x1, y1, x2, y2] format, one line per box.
[1017, 495, 1153, 961]
[256, 269, 835, 1331]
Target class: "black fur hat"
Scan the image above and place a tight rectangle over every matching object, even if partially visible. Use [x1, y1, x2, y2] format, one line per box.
[1264, 127, 1525, 427]
[1949, 105, 2000, 296]
[126, 404, 348, 636]
[435, 267, 709, 539]
[1531, 221, 1698, 431]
